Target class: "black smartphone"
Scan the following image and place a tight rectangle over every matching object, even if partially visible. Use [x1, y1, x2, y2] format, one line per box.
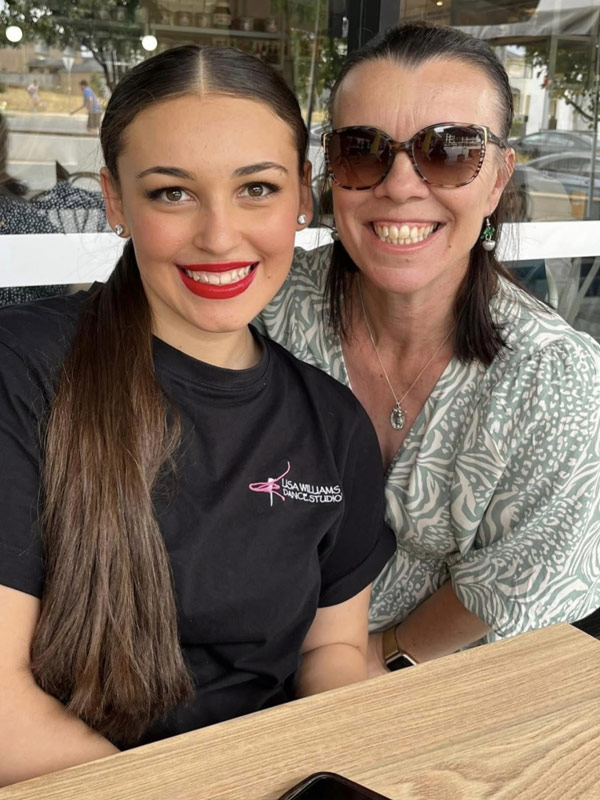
[277, 771, 392, 800]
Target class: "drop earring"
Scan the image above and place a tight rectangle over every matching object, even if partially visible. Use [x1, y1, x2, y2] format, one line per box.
[297, 213, 307, 225]
[480, 217, 496, 251]
[114, 224, 125, 237]
[331, 224, 340, 242]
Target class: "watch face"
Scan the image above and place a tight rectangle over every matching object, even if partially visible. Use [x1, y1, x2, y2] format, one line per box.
[387, 654, 415, 671]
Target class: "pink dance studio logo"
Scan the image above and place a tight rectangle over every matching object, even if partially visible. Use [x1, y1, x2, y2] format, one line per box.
[249, 461, 291, 507]
[249, 461, 343, 508]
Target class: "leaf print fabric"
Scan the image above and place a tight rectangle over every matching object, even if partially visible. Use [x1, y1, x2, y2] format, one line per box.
[258, 244, 600, 643]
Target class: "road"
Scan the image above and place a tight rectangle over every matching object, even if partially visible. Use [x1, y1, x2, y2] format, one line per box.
[5, 112, 103, 191]
[6, 111, 94, 137]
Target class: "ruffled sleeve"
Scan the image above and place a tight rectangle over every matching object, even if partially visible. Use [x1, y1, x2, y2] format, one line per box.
[449, 334, 600, 639]
[256, 245, 339, 374]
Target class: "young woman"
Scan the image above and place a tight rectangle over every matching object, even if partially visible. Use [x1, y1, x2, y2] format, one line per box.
[260, 23, 600, 669]
[0, 46, 394, 785]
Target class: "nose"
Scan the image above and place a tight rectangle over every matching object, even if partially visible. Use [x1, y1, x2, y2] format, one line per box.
[373, 148, 430, 203]
[191, 202, 243, 255]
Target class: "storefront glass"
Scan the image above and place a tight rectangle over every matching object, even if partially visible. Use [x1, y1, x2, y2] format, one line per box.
[399, 0, 600, 224]
[0, 0, 597, 339]
[0, 1, 345, 221]
[397, 0, 600, 338]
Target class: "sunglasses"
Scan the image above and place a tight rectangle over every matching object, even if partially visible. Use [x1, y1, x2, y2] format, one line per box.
[321, 122, 506, 190]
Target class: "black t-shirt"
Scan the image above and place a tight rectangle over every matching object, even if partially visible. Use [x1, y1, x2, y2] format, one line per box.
[0, 290, 394, 746]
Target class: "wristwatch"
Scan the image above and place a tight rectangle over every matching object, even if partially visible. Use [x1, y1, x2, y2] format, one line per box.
[382, 626, 417, 671]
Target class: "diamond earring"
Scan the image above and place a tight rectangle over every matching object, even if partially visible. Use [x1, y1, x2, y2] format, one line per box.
[114, 224, 125, 237]
[331, 226, 340, 242]
[297, 213, 307, 225]
[480, 217, 496, 251]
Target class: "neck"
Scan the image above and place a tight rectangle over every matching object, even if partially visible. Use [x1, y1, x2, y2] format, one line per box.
[353, 276, 456, 356]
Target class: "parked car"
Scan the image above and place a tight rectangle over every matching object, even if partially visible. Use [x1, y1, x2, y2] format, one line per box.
[508, 129, 598, 160]
[511, 151, 600, 221]
[308, 121, 328, 145]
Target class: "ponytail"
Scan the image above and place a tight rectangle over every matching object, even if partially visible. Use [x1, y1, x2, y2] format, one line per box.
[32, 242, 194, 745]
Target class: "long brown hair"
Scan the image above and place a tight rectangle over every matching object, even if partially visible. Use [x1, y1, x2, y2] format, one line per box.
[31, 46, 307, 746]
[325, 22, 521, 365]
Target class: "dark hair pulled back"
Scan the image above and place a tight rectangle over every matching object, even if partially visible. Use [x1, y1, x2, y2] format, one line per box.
[325, 22, 519, 364]
[32, 46, 307, 746]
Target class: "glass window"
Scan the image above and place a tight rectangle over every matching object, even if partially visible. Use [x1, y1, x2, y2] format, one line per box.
[0, 0, 346, 305]
[0, 1, 345, 219]
[542, 156, 588, 173]
[396, 0, 600, 341]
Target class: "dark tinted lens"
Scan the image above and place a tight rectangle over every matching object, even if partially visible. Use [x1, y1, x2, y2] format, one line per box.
[327, 129, 391, 188]
[413, 125, 484, 186]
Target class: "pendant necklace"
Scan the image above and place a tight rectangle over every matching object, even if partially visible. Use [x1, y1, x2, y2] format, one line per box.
[358, 278, 454, 431]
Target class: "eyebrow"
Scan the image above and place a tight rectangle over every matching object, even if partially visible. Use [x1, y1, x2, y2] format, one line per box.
[136, 166, 194, 180]
[232, 161, 289, 177]
[135, 161, 289, 181]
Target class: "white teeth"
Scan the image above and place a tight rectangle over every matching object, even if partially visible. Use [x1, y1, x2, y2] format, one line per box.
[184, 266, 252, 285]
[373, 223, 437, 245]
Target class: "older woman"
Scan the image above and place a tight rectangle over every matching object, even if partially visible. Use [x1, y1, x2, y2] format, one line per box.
[259, 22, 600, 672]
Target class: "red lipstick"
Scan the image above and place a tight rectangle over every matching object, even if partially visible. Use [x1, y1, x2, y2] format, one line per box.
[178, 261, 258, 300]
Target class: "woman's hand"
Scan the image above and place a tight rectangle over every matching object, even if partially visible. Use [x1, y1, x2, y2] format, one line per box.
[373, 582, 491, 668]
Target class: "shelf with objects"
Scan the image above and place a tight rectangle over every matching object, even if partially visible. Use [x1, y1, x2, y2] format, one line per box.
[152, 25, 285, 67]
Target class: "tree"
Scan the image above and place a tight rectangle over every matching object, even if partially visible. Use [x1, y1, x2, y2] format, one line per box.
[0, 0, 144, 91]
[282, 0, 346, 115]
[524, 39, 599, 127]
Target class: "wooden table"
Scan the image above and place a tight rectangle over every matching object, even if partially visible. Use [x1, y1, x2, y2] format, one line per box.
[2, 624, 600, 800]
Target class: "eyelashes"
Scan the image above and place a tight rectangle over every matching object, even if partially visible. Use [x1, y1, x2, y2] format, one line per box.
[145, 187, 192, 204]
[144, 181, 283, 205]
[240, 181, 282, 199]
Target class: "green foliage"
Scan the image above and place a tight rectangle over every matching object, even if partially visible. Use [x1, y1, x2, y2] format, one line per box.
[523, 40, 598, 126]
[0, 0, 143, 91]
[510, 117, 526, 138]
[285, 0, 346, 114]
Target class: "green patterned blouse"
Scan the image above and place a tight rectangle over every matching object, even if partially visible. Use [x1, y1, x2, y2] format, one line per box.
[257, 245, 600, 642]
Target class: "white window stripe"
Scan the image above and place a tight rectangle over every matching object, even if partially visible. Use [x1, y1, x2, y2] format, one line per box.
[1, 222, 599, 288]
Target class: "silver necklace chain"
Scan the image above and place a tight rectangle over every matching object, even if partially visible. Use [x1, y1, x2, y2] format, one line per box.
[358, 277, 454, 430]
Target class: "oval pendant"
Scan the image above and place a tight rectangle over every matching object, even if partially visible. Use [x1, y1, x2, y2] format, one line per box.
[390, 403, 405, 430]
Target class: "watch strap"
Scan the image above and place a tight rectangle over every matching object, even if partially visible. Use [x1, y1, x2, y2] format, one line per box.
[382, 626, 417, 671]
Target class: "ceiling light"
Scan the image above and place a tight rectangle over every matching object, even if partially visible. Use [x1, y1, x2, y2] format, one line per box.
[6, 25, 23, 43]
[141, 34, 158, 52]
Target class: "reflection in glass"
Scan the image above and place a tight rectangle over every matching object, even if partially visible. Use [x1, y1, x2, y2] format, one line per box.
[399, 0, 600, 223]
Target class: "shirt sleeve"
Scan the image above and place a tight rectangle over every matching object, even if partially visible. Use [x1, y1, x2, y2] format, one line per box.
[449, 336, 600, 639]
[0, 341, 45, 598]
[318, 404, 396, 607]
[255, 246, 331, 362]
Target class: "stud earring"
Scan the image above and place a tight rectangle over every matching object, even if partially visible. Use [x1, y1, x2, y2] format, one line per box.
[297, 213, 307, 225]
[480, 217, 496, 251]
[331, 225, 340, 242]
[114, 224, 125, 237]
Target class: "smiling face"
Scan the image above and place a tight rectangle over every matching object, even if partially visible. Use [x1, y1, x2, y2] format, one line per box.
[102, 93, 311, 356]
[331, 57, 514, 301]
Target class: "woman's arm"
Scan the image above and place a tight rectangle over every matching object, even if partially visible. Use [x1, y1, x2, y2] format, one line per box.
[0, 585, 119, 787]
[367, 581, 491, 676]
[296, 585, 371, 697]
